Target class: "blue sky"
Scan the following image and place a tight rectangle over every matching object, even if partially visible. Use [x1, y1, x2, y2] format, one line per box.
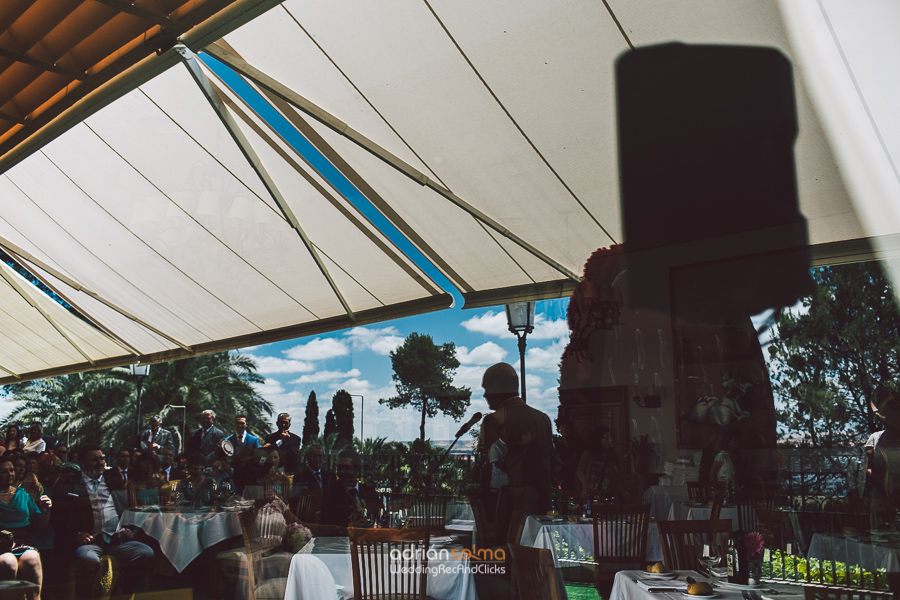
[240, 297, 569, 443]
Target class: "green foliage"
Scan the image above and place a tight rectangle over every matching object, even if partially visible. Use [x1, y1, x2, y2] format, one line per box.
[380, 332, 471, 441]
[323, 409, 337, 441]
[302, 391, 319, 445]
[332, 390, 355, 445]
[768, 261, 900, 447]
[0, 351, 272, 452]
[763, 550, 888, 590]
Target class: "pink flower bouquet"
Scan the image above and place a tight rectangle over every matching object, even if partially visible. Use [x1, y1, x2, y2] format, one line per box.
[286, 522, 313, 553]
[744, 531, 764, 558]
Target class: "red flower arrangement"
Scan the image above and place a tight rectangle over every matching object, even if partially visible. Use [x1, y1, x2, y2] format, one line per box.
[744, 531, 765, 558]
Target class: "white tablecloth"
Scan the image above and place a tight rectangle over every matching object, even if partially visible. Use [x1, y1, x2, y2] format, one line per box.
[284, 537, 477, 600]
[520, 516, 663, 567]
[667, 502, 739, 531]
[808, 532, 900, 572]
[644, 486, 691, 522]
[120, 507, 242, 572]
[609, 570, 805, 600]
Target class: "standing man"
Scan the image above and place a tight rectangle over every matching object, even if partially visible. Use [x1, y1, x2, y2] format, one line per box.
[185, 410, 225, 466]
[104, 448, 131, 491]
[480, 362, 553, 515]
[294, 444, 336, 491]
[225, 415, 260, 457]
[51, 445, 155, 600]
[139, 415, 174, 455]
[263, 413, 303, 474]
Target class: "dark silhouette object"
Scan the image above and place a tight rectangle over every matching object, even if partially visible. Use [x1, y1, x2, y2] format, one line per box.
[617, 43, 811, 317]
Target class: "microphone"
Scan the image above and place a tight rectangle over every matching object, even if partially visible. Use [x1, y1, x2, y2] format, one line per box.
[454, 412, 483, 438]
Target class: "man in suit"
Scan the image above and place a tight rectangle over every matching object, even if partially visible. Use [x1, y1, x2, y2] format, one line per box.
[294, 443, 337, 491]
[480, 362, 553, 516]
[103, 448, 131, 491]
[52, 444, 155, 600]
[224, 415, 260, 458]
[263, 413, 303, 474]
[185, 409, 226, 466]
[139, 415, 175, 455]
[320, 449, 382, 527]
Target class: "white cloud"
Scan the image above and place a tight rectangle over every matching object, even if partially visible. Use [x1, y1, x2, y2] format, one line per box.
[531, 315, 569, 340]
[460, 311, 568, 341]
[283, 337, 349, 361]
[289, 369, 361, 385]
[452, 365, 489, 393]
[250, 355, 315, 374]
[456, 342, 507, 365]
[527, 338, 568, 372]
[460, 311, 513, 338]
[253, 378, 286, 396]
[344, 326, 405, 355]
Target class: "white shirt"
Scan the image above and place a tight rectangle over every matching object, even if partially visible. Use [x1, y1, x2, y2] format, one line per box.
[23, 438, 46, 453]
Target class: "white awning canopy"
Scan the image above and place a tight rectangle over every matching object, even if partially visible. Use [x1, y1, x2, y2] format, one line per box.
[0, 0, 898, 383]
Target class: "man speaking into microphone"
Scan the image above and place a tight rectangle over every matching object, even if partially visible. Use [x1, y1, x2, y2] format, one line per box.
[479, 362, 553, 516]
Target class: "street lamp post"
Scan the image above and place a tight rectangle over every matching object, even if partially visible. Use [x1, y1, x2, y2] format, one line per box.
[58, 411, 72, 447]
[170, 405, 186, 454]
[130, 363, 150, 438]
[505, 301, 536, 403]
[349, 395, 364, 441]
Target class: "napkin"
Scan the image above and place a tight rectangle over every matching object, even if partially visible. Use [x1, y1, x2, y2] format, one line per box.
[636, 579, 688, 592]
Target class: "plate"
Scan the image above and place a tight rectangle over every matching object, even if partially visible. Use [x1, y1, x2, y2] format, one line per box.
[682, 593, 718, 599]
[717, 582, 761, 590]
[643, 571, 678, 579]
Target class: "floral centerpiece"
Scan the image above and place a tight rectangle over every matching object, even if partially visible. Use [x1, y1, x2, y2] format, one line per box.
[285, 522, 313, 553]
[744, 531, 765, 584]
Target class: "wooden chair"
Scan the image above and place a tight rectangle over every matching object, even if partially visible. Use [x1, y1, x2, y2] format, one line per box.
[687, 482, 708, 502]
[592, 503, 651, 591]
[238, 505, 290, 600]
[756, 509, 800, 553]
[508, 543, 567, 600]
[348, 527, 432, 600]
[657, 519, 731, 572]
[466, 490, 498, 547]
[291, 489, 324, 524]
[735, 497, 774, 533]
[408, 491, 449, 530]
[709, 487, 726, 521]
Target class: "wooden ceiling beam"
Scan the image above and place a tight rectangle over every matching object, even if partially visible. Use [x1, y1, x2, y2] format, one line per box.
[91, 0, 175, 28]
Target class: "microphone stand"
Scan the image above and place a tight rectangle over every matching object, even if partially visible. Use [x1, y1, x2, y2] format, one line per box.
[426, 423, 477, 484]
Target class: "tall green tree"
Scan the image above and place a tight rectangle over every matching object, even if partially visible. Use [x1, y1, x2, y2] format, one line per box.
[1, 351, 272, 452]
[332, 390, 355, 445]
[302, 390, 319, 445]
[380, 332, 471, 441]
[323, 409, 337, 441]
[768, 261, 900, 447]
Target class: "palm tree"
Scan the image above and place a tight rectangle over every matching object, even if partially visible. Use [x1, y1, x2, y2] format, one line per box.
[1, 351, 273, 453]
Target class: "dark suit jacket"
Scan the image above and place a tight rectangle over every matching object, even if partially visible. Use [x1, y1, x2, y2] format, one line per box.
[140, 427, 175, 452]
[225, 432, 260, 457]
[51, 471, 114, 555]
[319, 481, 382, 527]
[186, 425, 226, 465]
[103, 467, 126, 491]
[263, 431, 303, 474]
[294, 466, 337, 491]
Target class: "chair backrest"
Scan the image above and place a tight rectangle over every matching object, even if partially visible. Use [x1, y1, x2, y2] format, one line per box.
[238, 504, 289, 600]
[592, 503, 651, 569]
[686, 481, 707, 502]
[465, 491, 496, 547]
[506, 508, 527, 546]
[709, 487, 726, 521]
[292, 490, 325, 524]
[736, 497, 774, 533]
[408, 491, 449, 529]
[756, 509, 799, 553]
[348, 527, 431, 600]
[657, 519, 731, 571]
[508, 543, 567, 600]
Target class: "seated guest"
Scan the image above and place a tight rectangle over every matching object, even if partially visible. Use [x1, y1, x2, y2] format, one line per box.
[22, 424, 48, 454]
[125, 452, 164, 508]
[51, 445, 154, 600]
[320, 450, 382, 527]
[13, 455, 43, 504]
[158, 447, 177, 482]
[104, 448, 131, 492]
[242, 450, 291, 501]
[180, 453, 216, 506]
[0, 456, 51, 600]
[294, 444, 336, 491]
[4, 425, 24, 453]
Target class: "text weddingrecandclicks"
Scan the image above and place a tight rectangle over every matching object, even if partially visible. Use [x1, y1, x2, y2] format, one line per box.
[389, 547, 507, 575]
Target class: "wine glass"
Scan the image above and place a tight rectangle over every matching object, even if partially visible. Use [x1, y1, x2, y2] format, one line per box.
[699, 543, 720, 578]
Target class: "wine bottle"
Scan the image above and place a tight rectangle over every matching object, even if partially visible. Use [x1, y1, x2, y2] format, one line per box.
[726, 536, 737, 582]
